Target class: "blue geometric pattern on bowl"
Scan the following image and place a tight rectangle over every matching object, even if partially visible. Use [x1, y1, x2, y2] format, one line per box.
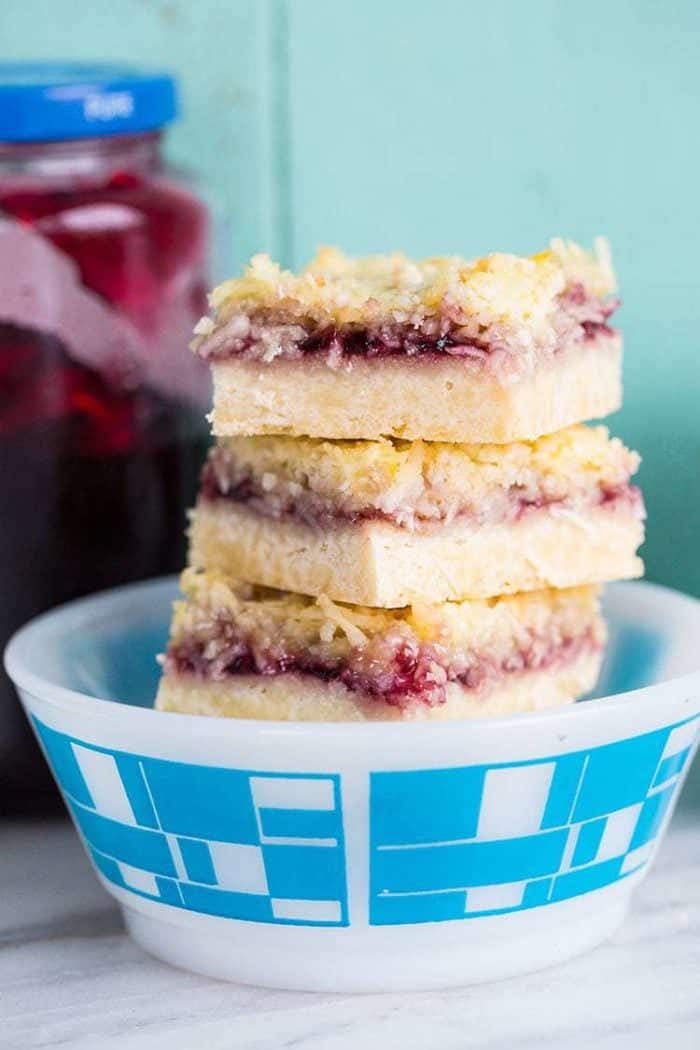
[31, 713, 700, 929]
[369, 716, 699, 925]
[33, 718, 348, 927]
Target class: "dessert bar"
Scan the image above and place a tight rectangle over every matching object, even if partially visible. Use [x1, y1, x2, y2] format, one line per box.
[190, 425, 644, 606]
[194, 239, 621, 443]
[156, 569, 605, 722]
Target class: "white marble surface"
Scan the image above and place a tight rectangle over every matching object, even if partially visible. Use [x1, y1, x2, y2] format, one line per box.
[3, 807, 700, 1050]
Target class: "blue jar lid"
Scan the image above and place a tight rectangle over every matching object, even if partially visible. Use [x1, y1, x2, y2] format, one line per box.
[0, 62, 178, 143]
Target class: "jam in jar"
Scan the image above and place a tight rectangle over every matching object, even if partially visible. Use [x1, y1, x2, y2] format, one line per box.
[0, 64, 213, 811]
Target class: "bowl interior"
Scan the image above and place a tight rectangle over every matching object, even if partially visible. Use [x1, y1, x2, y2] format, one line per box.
[6, 576, 699, 712]
[43, 577, 176, 708]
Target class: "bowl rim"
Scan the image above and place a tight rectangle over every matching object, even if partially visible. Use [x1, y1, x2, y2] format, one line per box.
[5, 575, 700, 741]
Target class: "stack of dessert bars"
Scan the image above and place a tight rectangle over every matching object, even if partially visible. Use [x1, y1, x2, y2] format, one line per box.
[157, 240, 645, 721]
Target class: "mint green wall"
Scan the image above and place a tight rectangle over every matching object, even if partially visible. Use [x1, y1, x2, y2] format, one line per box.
[4, 0, 699, 595]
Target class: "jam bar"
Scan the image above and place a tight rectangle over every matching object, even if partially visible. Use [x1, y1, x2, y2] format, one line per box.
[193, 239, 621, 443]
[189, 425, 644, 606]
[156, 569, 606, 722]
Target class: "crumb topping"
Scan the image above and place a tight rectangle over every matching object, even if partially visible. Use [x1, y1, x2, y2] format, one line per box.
[200, 425, 642, 530]
[170, 568, 602, 661]
[205, 238, 615, 328]
[192, 239, 618, 376]
[164, 570, 604, 709]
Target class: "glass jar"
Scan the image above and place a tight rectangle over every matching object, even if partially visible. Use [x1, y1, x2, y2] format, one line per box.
[0, 64, 213, 811]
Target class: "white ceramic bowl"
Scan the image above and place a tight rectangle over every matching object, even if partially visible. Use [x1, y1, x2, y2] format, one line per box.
[5, 577, 700, 992]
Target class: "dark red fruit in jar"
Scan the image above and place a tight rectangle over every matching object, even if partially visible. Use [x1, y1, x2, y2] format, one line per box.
[0, 170, 209, 336]
[0, 134, 213, 813]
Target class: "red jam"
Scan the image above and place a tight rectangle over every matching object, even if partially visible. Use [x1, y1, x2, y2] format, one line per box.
[0, 132, 212, 808]
[166, 626, 600, 711]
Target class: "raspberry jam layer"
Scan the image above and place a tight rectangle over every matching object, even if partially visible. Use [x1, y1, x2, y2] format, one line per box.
[165, 625, 600, 711]
[199, 451, 643, 533]
[195, 284, 617, 372]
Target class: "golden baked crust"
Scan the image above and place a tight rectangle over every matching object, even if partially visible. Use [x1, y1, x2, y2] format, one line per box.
[189, 500, 644, 607]
[208, 336, 622, 442]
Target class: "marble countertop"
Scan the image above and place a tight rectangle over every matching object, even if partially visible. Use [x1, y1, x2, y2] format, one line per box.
[3, 804, 700, 1050]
